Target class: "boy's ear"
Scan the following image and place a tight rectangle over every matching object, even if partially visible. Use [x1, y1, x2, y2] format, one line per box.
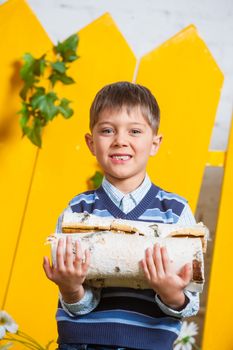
[85, 133, 95, 156]
[150, 134, 163, 156]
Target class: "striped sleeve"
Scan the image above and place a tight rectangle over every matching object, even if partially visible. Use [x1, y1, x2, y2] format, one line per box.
[155, 290, 199, 318]
[177, 203, 196, 226]
[60, 287, 101, 316]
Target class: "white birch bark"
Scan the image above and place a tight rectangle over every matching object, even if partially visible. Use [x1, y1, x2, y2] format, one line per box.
[49, 231, 204, 292]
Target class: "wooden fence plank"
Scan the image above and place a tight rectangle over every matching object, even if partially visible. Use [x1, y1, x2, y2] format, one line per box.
[202, 117, 233, 350]
[0, 0, 51, 307]
[4, 13, 136, 344]
[136, 25, 223, 212]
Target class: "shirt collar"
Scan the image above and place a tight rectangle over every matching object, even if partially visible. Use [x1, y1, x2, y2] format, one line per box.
[101, 174, 152, 207]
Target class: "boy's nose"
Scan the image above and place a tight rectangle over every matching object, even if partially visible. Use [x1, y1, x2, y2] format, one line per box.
[112, 133, 129, 147]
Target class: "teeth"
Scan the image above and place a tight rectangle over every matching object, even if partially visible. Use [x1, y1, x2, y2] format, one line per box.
[112, 155, 130, 160]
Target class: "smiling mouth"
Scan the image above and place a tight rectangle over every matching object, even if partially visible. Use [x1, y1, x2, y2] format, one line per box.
[110, 155, 132, 161]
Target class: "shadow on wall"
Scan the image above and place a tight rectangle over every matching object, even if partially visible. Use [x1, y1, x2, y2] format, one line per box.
[0, 60, 22, 143]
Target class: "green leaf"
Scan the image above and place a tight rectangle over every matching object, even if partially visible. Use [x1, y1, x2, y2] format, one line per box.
[18, 36, 77, 148]
[20, 53, 35, 80]
[90, 171, 103, 189]
[54, 34, 79, 62]
[28, 118, 42, 147]
[48, 73, 59, 87]
[51, 61, 66, 73]
[20, 84, 31, 101]
[30, 88, 45, 110]
[58, 75, 75, 84]
[34, 86, 46, 95]
[49, 72, 75, 87]
[58, 98, 73, 118]
[20, 53, 41, 100]
[34, 54, 47, 76]
[31, 91, 58, 121]
[30, 87, 46, 105]
[18, 102, 30, 135]
[21, 53, 46, 79]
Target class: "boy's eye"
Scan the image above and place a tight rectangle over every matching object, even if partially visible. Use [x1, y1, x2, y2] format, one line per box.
[130, 129, 142, 135]
[100, 128, 114, 134]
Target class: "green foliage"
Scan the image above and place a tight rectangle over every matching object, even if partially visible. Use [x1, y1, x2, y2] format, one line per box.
[89, 171, 104, 189]
[54, 34, 79, 62]
[18, 34, 79, 147]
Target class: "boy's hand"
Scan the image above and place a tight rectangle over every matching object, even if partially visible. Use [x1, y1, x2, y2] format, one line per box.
[43, 236, 90, 303]
[141, 243, 192, 310]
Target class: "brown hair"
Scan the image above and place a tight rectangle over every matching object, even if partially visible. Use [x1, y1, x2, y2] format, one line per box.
[89, 81, 160, 133]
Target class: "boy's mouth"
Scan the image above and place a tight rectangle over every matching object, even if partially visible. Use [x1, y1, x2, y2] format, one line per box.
[110, 154, 132, 161]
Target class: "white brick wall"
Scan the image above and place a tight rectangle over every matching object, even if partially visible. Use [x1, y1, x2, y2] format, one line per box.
[2, 0, 232, 149]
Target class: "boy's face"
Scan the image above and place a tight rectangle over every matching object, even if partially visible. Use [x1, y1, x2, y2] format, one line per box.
[85, 106, 162, 191]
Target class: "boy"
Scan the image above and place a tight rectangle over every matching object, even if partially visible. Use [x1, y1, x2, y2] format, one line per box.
[43, 82, 199, 350]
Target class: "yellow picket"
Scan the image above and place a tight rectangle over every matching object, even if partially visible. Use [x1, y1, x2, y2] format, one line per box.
[202, 117, 233, 350]
[4, 12, 136, 344]
[0, 0, 51, 307]
[136, 25, 224, 212]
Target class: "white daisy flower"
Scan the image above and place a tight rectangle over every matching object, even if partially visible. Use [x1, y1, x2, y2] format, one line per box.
[0, 311, 18, 339]
[180, 321, 198, 337]
[0, 310, 53, 350]
[174, 321, 199, 350]
[0, 326, 6, 340]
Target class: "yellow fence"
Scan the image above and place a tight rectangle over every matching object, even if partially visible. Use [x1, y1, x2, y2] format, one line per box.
[202, 118, 233, 350]
[0, 0, 231, 349]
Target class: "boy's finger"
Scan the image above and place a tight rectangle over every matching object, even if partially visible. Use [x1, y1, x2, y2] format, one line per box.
[56, 238, 65, 270]
[179, 263, 192, 285]
[65, 236, 74, 267]
[74, 240, 83, 269]
[153, 244, 164, 276]
[43, 256, 53, 280]
[140, 259, 151, 281]
[146, 247, 157, 278]
[161, 246, 171, 274]
[82, 249, 91, 274]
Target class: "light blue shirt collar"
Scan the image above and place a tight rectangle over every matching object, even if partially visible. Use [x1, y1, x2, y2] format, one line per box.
[102, 174, 152, 212]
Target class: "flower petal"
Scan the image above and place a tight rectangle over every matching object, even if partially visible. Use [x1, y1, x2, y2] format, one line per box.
[0, 326, 6, 339]
[189, 337, 195, 344]
[0, 311, 18, 334]
[5, 323, 18, 334]
[173, 343, 182, 350]
[185, 343, 192, 350]
[186, 321, 198, 336]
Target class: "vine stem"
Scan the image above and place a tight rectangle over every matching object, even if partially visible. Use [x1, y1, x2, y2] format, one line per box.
[17, 331, 45, 350]
[3, 337, 40, 350]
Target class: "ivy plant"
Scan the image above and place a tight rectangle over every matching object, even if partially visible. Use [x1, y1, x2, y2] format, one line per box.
[18, 34, 79, 147]
[89, 171, 104, 189]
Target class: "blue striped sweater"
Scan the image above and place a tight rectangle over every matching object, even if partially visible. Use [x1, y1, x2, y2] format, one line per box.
[56, 183, 198, 350]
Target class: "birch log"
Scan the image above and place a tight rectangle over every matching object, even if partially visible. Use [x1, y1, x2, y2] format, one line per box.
[49, 231, 204, 292]
[61, 211, 209, 252]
